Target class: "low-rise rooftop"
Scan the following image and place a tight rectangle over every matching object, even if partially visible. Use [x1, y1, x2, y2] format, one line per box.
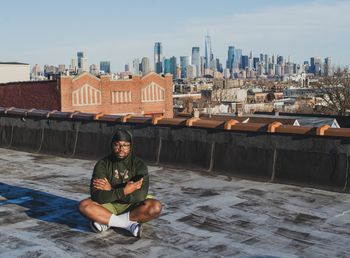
[0, 148, 349, 257]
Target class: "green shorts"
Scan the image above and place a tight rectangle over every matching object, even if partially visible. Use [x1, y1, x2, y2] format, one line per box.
[102, 194, 154, 215]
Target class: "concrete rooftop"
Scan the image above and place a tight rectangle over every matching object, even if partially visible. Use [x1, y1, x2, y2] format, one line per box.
[0, 148, 350, 258]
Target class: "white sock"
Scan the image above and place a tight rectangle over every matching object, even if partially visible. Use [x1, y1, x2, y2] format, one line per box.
[108, 212, 137, 229]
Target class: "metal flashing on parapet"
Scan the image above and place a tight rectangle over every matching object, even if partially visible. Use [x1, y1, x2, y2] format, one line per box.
[2, 106, 350, 138]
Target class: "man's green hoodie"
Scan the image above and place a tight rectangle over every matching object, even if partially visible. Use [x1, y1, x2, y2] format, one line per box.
[90, 131, 149, 204]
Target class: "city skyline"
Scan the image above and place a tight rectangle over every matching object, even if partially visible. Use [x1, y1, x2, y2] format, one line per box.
[1, 0, 350, 72]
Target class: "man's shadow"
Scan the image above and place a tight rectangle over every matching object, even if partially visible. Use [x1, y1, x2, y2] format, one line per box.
[0, 182, 90, 232]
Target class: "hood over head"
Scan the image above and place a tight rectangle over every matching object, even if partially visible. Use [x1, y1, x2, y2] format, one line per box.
[110, 129, 133, 161]
[111, 129, 132, 144]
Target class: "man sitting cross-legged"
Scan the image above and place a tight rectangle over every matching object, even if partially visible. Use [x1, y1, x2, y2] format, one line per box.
[79, 129, 162, 237]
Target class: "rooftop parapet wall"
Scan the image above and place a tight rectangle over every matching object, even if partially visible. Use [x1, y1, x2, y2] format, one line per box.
[0, 106, 349, 193]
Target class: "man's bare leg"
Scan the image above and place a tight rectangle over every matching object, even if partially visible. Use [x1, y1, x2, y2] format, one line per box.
[79, 198, 162, 224]
[129, 199, 162, 223]
[79, 198, 162, 236]
[78, 198, 112, 225]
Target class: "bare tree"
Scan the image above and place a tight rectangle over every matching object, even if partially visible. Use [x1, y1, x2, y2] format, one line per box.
[181, 97, 194, 114]
[311, 69, 350, 116]
[295, 97, 315, 114]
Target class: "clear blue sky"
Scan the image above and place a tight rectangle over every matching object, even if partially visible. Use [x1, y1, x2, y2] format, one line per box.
[1, 0, 349, 72]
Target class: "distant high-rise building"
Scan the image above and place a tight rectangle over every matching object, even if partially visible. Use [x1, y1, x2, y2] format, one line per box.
[253, 57, 259, 70]
[180, 56, 190, 78]
[89, 64, 99, 75]
[324, 57, 333, 76]
[285, 63, 294, 76]
[77, 51, 85, 69]
[241, 56, 249, 69]
[70, 59, 77, 73]
[223, 68, 231, 79]
[204, 34, 210, 68]
[58, 64, 66, 74]
[80, 57, 88, 73]
[186, 65, 196, 79]
[234, 49, 242, 68]
[272, 54, 276, 65]
[226, 46, 235, 70]
[100, 61, 111, 74]
[125, 64, 130, 72]
[191, 47, 200, 77]
[277, 55, 284, 65]
[268, 63, 275, 77]
[260, 53, 264, 63]
[200, 56, 205, 76]
[264, 54, 269, 71]
[310, 56, 322, 75]
[204, 33, 215, 70]
[31, 64, 42, 80]
[154, 42, 163, 74]
[133, 58, 140, 75]
[216, 58, 223, 73]
[141, 57, 150, 75]
[169, 56, 177, 79]
[163, 58, 171, 74]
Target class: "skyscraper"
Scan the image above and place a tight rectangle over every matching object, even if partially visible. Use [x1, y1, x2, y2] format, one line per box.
[324, 57, 333, 76]
[205, 33, 216, 71]
[310, 57, 322, 75]
[241, 56, 249, 70]
[216, 58, 223, 73]
[80, 57, 88, 73]
[89, 64, 99, 75]
[141, 57, 150, 75]
[180, 56, 190, 78]
[169, 56, 177, 79]
[154, 42, 163, 74]
[100, 61, 111, 74]
[191, 47, 200, 77]
[226, 46, 235, 70]
[204, 34, 211, 69]
[277, 55, 284, 65]
[77, 51, 84, 69]
[186, 65, 196, 79]
[70, 59, 77, 73]
[234, 49, 242, 69]
[253, 57, 260, 70]
[133, 58, 140, 75]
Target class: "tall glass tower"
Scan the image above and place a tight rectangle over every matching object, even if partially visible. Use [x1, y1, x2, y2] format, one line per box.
[100, 61, 111, 74]
[77, 51, 85, 69]
[234, 49, 242, 69]
[180, 56, 190, 78]
[141, 57, 150, 75]
[154, 42, 163, 74]
[204, 34, 214, 70]
[191, 47, 200, 77]
[226, 46, 235, 70]
[169, 56, 177, 79]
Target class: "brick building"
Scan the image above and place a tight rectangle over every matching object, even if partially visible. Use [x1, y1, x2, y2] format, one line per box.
[0, 80, 60, 110]
[0, 72, 174, 118]
[60, 72, 173, 117]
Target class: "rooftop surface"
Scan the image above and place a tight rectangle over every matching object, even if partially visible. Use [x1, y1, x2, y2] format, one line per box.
[0, 148, 349, 258]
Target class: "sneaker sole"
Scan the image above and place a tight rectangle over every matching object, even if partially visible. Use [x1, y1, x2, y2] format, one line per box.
[90, 221, 101, 233]
[137, 223, 142, 238]
[90, 221, 109, 233]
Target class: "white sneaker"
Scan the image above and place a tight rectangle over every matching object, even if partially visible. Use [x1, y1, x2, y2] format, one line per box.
[128, 223, 142, 238]
[90, 221, 109, 233]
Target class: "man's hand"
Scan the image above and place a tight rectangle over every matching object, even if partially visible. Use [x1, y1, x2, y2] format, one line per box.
[123, 178, 143, 195]
[93, 178, 112, 191]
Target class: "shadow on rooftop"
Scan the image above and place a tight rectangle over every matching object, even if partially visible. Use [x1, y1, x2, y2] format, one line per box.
[0, 182, 90, 232]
